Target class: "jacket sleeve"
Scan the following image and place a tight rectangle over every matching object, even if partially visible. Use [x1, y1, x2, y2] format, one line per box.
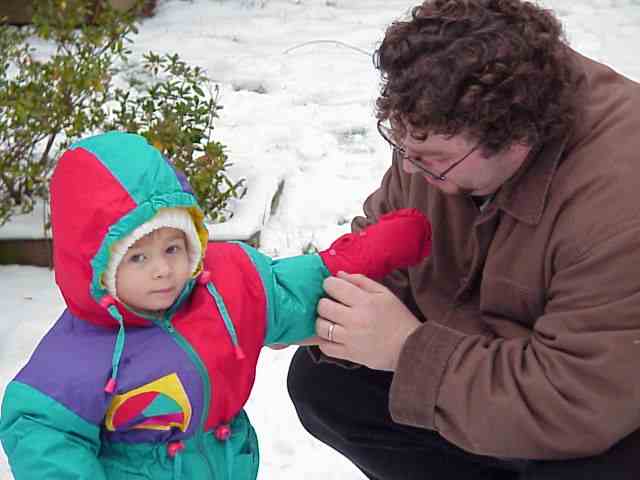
[237, 243, 330, 345]
[238, 206, 431, 346]
[0, 381, 107, 480]
[390, 226, 640, 459]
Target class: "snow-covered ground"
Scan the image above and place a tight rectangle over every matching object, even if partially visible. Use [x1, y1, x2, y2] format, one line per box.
[1, 0, 639, 478]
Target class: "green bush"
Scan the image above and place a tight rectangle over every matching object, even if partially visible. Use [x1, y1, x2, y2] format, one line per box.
[0, 0, 243, 227]
[108, 52, 246, 223]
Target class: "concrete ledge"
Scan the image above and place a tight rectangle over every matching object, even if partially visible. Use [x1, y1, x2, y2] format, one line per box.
[0, 237, 263, 268]
[0, 167, 283, 267]
[0, 239, 53, 268]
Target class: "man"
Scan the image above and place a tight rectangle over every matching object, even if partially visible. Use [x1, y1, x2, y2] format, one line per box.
[287, 1, 640, 478]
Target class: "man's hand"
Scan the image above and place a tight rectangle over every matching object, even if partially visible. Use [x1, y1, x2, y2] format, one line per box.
[315, 271, 421, 371]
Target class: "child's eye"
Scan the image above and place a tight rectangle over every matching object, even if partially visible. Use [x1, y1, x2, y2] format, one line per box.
[129, 253, 146, 264]
[166, 244, 182, 254]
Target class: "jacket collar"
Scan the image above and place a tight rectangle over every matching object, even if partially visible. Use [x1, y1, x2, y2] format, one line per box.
[492, 133, 569, 225]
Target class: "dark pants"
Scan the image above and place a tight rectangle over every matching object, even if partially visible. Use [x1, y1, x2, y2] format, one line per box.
[287, 347, 639, 480]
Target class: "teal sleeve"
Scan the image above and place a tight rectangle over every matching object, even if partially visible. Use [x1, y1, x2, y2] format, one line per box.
[236, 243, 330, 345]
[0, 381, 107, 480]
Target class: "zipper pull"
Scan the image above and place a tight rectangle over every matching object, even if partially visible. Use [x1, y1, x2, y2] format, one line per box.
[163, 315, 175, 333]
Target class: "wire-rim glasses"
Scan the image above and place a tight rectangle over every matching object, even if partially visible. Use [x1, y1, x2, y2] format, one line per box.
[377, 120, 481, 181]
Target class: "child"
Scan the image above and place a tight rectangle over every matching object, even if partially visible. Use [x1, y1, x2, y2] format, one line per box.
[0, 132, 431, 479]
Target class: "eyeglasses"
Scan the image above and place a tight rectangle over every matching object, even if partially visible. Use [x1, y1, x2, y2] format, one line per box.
[377, 120, 481, 181]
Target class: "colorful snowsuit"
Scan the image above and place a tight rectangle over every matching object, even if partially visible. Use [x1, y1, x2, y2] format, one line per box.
[0, 132, 431, 479]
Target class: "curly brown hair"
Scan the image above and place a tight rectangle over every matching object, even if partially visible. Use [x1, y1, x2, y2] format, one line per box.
[374, 0, 579, 154]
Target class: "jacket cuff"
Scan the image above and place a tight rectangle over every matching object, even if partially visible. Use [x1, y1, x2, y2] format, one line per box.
[389, 321, 465, 429]
[305, 345, 362, 370]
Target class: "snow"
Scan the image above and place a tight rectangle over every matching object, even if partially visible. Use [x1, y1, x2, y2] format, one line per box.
[1, 0, 639, 478]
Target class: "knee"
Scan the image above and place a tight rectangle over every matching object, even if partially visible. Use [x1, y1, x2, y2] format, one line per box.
[286, 347, 339, 430]
[286, 347, 323, 409]
[288, 347, 358, 450]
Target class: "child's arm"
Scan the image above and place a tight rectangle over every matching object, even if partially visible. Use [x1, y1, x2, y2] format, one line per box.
[239, 208, 431, 346]
[0, 381, 107, 479]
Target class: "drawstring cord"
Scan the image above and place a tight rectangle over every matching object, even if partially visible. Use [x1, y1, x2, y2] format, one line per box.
[100, 295, 126, 394]
[215, 424, 234, 480]
[197, 270, 243, 478]
[198, 271, 245, 360]
[225, 439, 233, 479]
[166, 428, 232, 480]
[167, 440, 184, 480]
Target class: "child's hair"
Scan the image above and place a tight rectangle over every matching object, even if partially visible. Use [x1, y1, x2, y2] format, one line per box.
[102, 207, 202, 301]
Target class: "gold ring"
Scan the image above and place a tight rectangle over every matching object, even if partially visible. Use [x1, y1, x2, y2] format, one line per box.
[328, 322, 336, 342]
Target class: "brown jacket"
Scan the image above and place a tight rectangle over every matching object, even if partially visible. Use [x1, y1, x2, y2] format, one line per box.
[355, 51, 640, 460]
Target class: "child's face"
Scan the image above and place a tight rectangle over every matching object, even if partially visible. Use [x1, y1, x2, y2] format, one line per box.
[115, 227, 191, 316]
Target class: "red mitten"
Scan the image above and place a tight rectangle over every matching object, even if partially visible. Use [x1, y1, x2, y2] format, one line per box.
[319, 208, 432, 280]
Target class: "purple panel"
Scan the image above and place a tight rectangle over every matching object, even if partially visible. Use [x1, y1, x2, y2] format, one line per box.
[162, 156, 194, 195]
[15, 309, 205, 442]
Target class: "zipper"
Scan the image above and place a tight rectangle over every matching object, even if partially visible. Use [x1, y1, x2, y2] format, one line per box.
[156, 311, 216, 479]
